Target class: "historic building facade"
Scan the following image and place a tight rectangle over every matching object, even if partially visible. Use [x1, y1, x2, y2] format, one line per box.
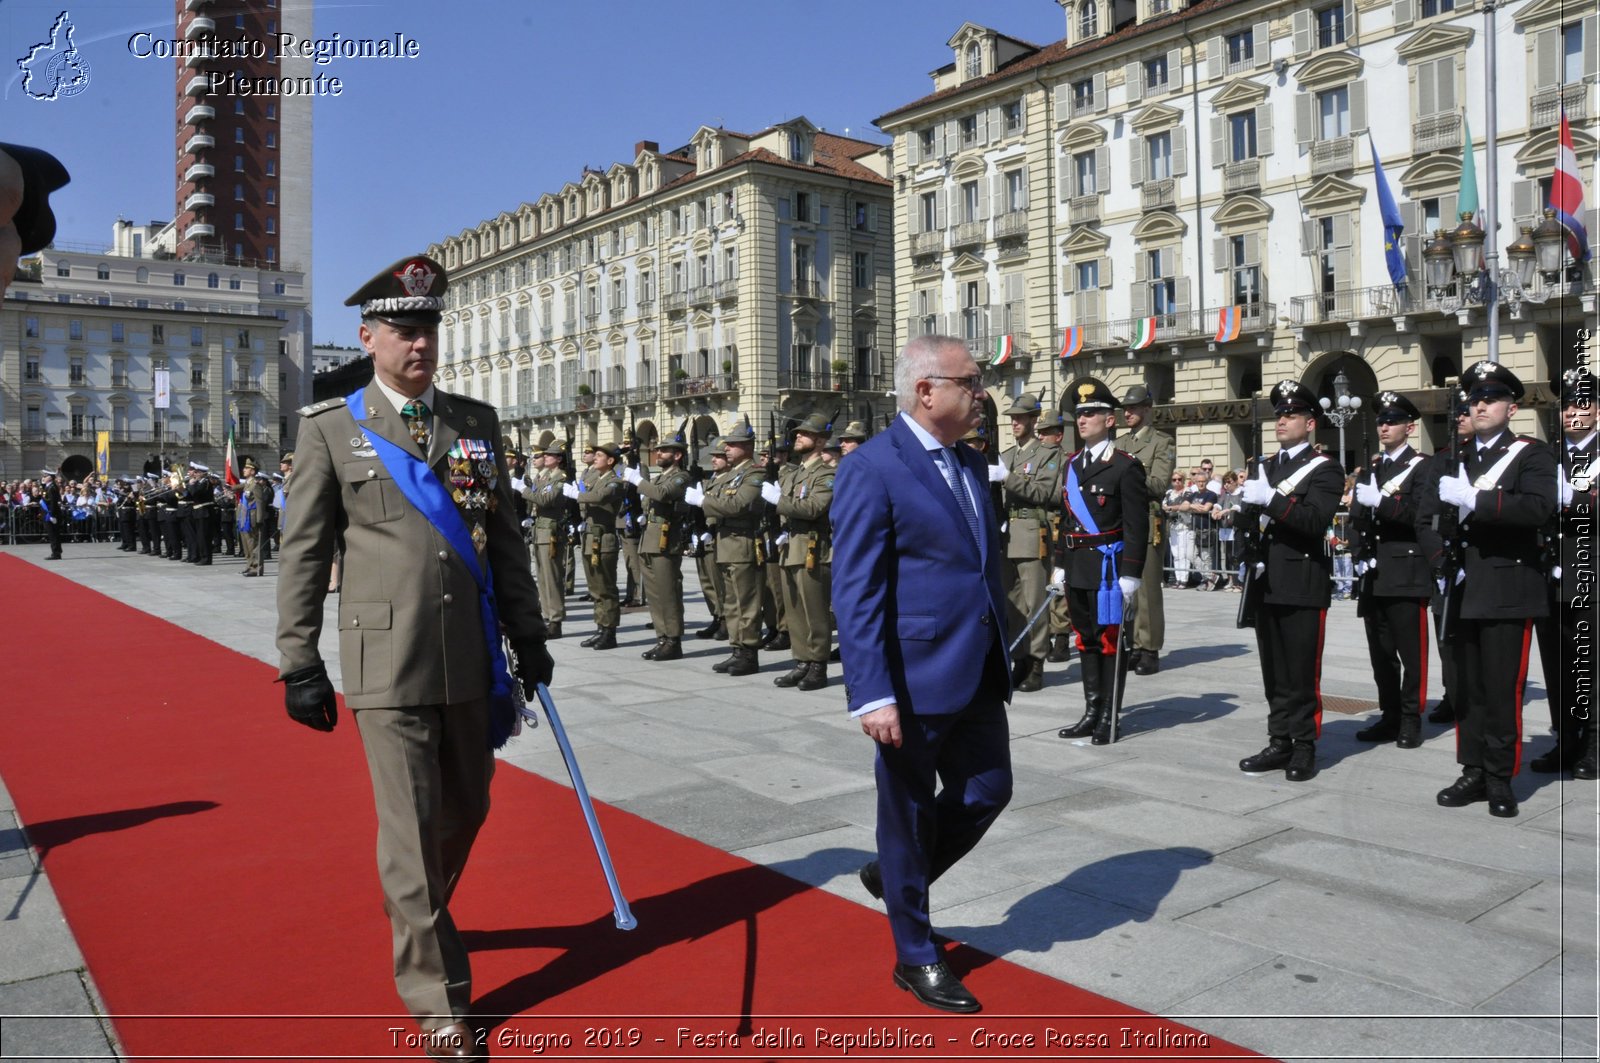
[877, 0, 1596, 467]
[428, 119, 894, 451]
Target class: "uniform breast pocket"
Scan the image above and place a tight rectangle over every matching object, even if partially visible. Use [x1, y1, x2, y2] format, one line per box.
[338, 600, 393, 695]
[341, 461, 403, 524]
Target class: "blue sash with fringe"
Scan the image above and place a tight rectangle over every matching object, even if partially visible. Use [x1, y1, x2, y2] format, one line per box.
[1064, 458, 1124, 625]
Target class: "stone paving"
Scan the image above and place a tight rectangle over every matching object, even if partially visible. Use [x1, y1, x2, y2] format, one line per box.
[1, 542, 1595, 1061]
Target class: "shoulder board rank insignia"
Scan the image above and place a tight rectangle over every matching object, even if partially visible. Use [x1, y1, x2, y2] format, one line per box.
[299, 396, 348, 417]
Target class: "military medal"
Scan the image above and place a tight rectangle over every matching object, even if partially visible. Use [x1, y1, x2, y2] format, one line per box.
[471, 519, 487, 552]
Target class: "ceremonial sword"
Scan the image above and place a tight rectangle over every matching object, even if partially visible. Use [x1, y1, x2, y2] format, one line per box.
[1008, 583, 1063, 656]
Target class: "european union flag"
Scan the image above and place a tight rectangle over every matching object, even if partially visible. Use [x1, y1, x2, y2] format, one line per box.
[1369, 133, 1407, 290]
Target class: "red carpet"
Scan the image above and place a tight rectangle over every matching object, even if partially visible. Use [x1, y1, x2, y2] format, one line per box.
[0, 554, 1260, 1060]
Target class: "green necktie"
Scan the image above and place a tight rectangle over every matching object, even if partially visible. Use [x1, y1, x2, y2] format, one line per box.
[402, 400, 431, 450]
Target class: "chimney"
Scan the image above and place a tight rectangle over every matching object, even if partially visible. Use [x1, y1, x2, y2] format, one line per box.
[635, 140, 659, 156]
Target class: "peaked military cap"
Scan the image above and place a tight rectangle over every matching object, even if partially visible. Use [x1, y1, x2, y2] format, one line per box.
[241, 457, 259, 472]
[1372, 390, 1421, 424]
[1454, 388, 1472, 416]
[709, 436, 729, 457]
[1121, 384, 1155, 407]
[1037, 407, 1067, 431]
[542, 439, 568, 456]
[593, 441, 623, 458]
[1270, 379, 1319, 416]
[0, 143, 70, 255]
[793, 411, 832, 435]
[722, 417, 757, 444]
[839, 420, 870, 442]
[1004, 392, 1043, 417]
[1559, 367, 1597, 407]
[655, 427, 689, 452]
[1461, 359, 1524, 402]
[344, 254, 448, 325]
[1069, 379, 1118, 413]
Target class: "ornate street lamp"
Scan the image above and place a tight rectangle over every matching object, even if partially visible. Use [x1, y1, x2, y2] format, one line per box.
[1318, 369, 1362, 473]
[1505, 225, 1537, 290]
[1532, 208, 1568, 278]
[1423, 229, 1457, 294]
[1450, 211, 1485, 279]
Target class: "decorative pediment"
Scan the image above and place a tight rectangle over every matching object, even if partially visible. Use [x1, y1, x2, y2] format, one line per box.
[1301, 174, 1366, 212]
[1057, 122, 1108, 151]
[689, 311, 714, 330]
[1514, 126, 1598, 166]
[606, 262, 626, 279]
[1211, 79, 1269, 112]
[634, 324, 655, 341]
[604, 330, 625, 349]
[949, 252, 988, 274]
[515, 351, 534, 368]
[494, 355, 513, 370]
[852, 305, 879, 321]
[1129, 102, 1183, 133]
[536, 346, 557, 363]
[1060, 226, 1111, 255]
[1131, 211, 1187, 241]
[790, 301, 822, 325]
[1293, 52, 1364, 90]
[1212, 195, 1272, 228]
[1394, 24, 1473, 60]
[1513, 0, 1574, 28]
[952, 155, 987, 179]
[558, 340, 580, 357]
[946, 21, 990, 47]
[1398, 153, 1462, 189]
[691, 232, 714, 254]
[583, 270, 603, 285]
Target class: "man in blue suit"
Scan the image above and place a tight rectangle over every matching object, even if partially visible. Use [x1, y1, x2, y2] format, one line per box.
[832, 335, 1013, 1013]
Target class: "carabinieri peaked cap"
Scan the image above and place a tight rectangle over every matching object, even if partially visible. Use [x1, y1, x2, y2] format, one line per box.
[1558, 367, 1597, 407]
[1270, 379, 1319, 415]
[344, 255, 448, 326]
[1069, 379, 1118, 413]
[1461, 359, 1525, 403]
[1372, 390, 1421, 424]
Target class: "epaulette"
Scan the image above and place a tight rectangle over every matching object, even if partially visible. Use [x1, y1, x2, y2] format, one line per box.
[298, 397, 347, 417]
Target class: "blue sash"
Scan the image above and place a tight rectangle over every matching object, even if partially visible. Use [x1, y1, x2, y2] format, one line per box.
[40, 498, 55, 524]
[237, 491, 255, 533]
[1064, 459, 1124, 625]
[348, 387, 519, 749]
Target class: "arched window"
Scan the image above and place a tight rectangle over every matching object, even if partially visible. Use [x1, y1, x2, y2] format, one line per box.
[1079, 0, 1098, 39]
[965, 42, 982, 79]
[207, 272, 219, 288]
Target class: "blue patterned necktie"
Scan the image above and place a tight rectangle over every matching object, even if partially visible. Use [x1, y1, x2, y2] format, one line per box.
[940, 447, 982, 545]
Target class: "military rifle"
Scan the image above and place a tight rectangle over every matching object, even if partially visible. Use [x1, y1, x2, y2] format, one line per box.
[621, 407, 644, 536]
[1434, 408, 1466, 642]
[761, 411, 786, 566]
[1353, 450, 1383, 605]
[683, 417, 709, 557]
[1236, 392, 1266, 628]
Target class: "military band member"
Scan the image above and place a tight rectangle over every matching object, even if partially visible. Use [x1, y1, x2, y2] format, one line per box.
[766, 412, 835, 690]
[693, 440, 729, 641]
[624, 429, 693, 661]
[117, 479, 140, 551]
[1419, 360, 1556, 818]
[236, 458, 272, 577]
[275, 254, 553, 1058]
[1052, 382, 1148, 744]
[1349, 392, 1432, 748]
[1117, 386, 1176, 675]
[1236, 380, 1344, 782]
[522, 442, 570, 638]
[568, 442, 626, 650]
[999, 393, 1063, 692]
[689, 419, 767, 676]
[184, 463, 215, 565]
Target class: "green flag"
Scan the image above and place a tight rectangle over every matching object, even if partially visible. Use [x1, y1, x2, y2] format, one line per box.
[1457, 113, 1479, 224]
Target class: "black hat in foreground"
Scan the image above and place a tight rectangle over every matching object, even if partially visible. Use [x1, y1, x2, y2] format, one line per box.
[345, 255, 448, 326]
[1372, 390, 1421, 424]
[1461, 359, 1525, 403]
[0, 143, 70, 254]
[1270, 379, 1319, 416]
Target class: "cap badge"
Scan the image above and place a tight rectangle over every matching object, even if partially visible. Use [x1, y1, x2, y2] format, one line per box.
[394, 260, 437, 297]
[1077, 383, 1095, 403]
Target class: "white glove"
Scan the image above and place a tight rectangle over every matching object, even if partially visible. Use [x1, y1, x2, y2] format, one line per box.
[760, 481, 781, 505]
[511, 477, 526, 492]
[683, 485, 705, 507]
[1438, 471, 1477, 517]
[1559, 474, 1574, 508]
[776, 532, 790, 546]
[1436, 577, 1445, 595]
[1354, 481, 1382, 508]
[1239, 464, 1274, 506]
[1254, 562, 1266, 577]
[1118, 576, 1142, 599]
[988, 460, 1008, 483]
[1000, 520, 1008, 535]
[560, 483, 579, 500]
[520, 517, 534, 530]
[699, 531, 714, 548]
[621, 466, 642, 486]
[1553, 564, 1563, 580]
[1048, 567, 1066, 592]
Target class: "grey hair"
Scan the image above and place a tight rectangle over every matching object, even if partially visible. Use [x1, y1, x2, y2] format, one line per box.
[893, 335, 969, 412]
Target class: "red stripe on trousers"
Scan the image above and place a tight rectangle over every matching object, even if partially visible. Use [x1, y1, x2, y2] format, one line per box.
[1314, 608, 1327, 738]
[1513, 619, 1533, 776]
[1416, 600, 1430, 713]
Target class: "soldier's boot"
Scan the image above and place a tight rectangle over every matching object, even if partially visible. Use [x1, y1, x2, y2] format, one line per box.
[1427, 697, 1455, 724]
[653, 637, 683, 662]
[641, 638, 665, 660]
[546, 621, 562, 639]
[727, 646, 760, 677]
[1047, 634, 1073, 664]
[797, 661, 829, 691]
[1092, 655, 1120, 746]
[1016, 657, 1044, 693]
[1239, 737, 1294, 773]
[1485, 774, 1518, 818]
[1285, 740, 1317, 781]
[1058, 653, 1103, 739]
[767, 631, 791, 652]
[592, 627, 617, 650]
[695, 618, 722, 639]
[712, 651, 739, 674]
[580, 629, 603, 648]
[1396, 714, 1423, 749]
[773, 663, 808, 688]
[714, 619, 728, 641]
[1573, 726, 1600, 781]
[1010, 655, 1031, 686]
[1435, 766, 1487, 807]
[1355, 714, 1401, 742]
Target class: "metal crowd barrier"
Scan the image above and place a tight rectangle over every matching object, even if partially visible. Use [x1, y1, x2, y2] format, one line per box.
[1158, 508, 1356, 592]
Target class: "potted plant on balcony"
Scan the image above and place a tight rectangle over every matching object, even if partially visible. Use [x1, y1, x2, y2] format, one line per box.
[830, 359, 850, 390]
[721, 359, 733, 374]
[577, 383, 593, 396]
[672, 368, 690, 380]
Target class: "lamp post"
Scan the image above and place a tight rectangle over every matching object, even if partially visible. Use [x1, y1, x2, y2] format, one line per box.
[1318, 369, 1362, 474]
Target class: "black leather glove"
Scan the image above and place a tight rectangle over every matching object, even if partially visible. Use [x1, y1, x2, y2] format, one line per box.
[512, 634, 554, 693]
[281, 663, 337, 732]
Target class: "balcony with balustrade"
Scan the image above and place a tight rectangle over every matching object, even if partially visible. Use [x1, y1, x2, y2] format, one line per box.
[1412, 112, 1463, 155]
[1531, 82, 1589, 129]
[660, 290, 688, 313]
[1068, 195, 1102, 226]
[950, 220, 986, 249]
[1223, 160, 1261, 195]
[1310, 136, 1356, 176]
[667, 372, 737, 400]
[994, 210, 1029, 240]
[1141, 178, 1177, 212]
[910, 231, 945, 257]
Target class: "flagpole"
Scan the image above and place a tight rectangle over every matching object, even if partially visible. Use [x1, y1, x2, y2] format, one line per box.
[1483, 0, 1501, 363]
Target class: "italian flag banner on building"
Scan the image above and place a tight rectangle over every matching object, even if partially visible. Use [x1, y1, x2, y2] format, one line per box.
[992, 335, 1014, 365]
[1130, 317, 1158, 350]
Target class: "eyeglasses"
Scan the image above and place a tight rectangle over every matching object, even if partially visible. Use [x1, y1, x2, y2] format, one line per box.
[926, 374, 985, 394]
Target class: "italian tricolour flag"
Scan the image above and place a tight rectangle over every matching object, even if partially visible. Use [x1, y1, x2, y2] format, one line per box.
[1130, 316, 1158, 350]
[223, 422, 239, 487]
[992, 335, 1014, 365]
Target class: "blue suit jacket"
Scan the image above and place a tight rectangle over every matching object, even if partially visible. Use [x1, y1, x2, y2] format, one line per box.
[831, 415, 1012, 716]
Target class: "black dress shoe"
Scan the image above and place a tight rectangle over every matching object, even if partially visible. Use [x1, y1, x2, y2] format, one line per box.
[1046, 635, 1072, 663]
[1427, 699, 1455, 724]
[1015, 657, 1043, 693]
[1396, 716, 1422, 749]
[766, 631, 790, 652]
[546, 621, 562, 639]
[1133, 650, 1159, 676]
[1355, 718, 1400, 742]
[1574, 729, 1600, 780]
[1285, 741, 1316, 781]
[1240, 738, 1293, 773]
[712, 652, 738, 674]
[591, 627, 617, 650]
[892, 960, 980, 1013]
[726, 647, 759, 676]
[858, 861, 883, 901]
[774, 664, 807, 688]
[1436, 768, 1486, 807]
[1485, 775, 1518, 818]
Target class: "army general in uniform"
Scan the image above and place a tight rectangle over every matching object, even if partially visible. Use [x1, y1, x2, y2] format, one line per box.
[275, 255, 554, 1061]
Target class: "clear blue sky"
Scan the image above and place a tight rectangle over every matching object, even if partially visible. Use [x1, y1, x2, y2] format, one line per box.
[1, 0, 1067, 344]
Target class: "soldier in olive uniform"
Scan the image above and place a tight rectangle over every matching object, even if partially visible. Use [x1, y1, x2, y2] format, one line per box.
[275, 255, 553, 1057]
[1117, 385, 1176, 674]
[767, 411, 835, 690]
[617, 436, 647, 609]
[693, 440, 729, 641]
[999, 393, 1063, 691]
[838, 420, 869, 456]
[688, 419, 767, 675]
[236, 458, 273, 577]
[523, 442, 570, 638]
[569, 441, 626, 650]
[625, 428, 693, 661]
[759, 438, 791, 651]
[1037, 409, 1075, 664]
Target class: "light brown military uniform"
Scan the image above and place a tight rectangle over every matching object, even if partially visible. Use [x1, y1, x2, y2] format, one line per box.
[776, 453, 834, 665]
[237, 475, 272, 575]
[1001, 436, 1062, 662]
[701, 458, 767, 649]
[577, 468, 625, 629]
[637, 464, 692, 637]
[522, 464, 569, 623]
[1118, 422, 1176, 656]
